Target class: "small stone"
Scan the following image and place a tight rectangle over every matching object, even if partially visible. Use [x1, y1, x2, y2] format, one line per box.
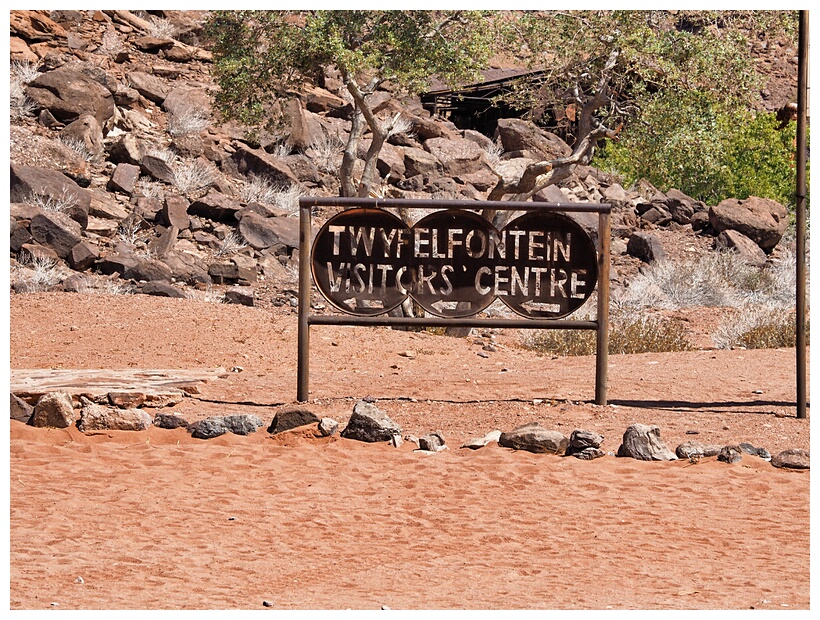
[340, 401, 402, 443]
[717, 445, 743, 464]
[262, 600, 274, 607]
[389, 434, 403, 448]
[771, 448, 810, 469]
[477, 351, 489, 358]
[75, 576, 84, 584]
[316, 417, 338, 437]
[685, 430, 699, 435]
[617, 423, 677, 461]
[31, 392, 76, 428]
[268, 407, 320, 434]
[398, 350, 417, 359]
[461, 430, 502, 450]
[418, 431, 446, 452]
[571, 447, 606, 460]
[381, 605, 391, 610]
[153, 412, 189, 429]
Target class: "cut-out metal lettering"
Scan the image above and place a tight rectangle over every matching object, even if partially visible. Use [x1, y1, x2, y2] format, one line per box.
[311, 208, 597, 319]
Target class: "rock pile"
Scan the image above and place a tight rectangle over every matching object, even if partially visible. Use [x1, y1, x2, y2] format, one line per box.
[10, 10, 795, 306]
[10, 390, 809, 470]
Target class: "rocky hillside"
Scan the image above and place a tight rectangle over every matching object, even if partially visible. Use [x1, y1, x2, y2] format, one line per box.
[9, 10, 797, 311]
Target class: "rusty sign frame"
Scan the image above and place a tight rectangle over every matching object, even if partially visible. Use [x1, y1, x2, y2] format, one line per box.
[297, 196, 611, 404]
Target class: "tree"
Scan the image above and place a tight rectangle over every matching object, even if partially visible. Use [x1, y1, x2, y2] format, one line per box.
[483, 10, 798, 223]
[206, 10, 495, 198]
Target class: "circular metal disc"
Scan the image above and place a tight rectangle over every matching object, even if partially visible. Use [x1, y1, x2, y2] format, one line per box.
[409, 210, 499, 318]
[497, 211, 598, 319]
[311, 208, 410, 316]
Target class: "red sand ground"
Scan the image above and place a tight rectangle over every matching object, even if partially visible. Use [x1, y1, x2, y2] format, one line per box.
[8, 293, 810, 610]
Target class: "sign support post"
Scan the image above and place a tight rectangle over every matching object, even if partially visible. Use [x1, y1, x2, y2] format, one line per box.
[297, 200, 312, 402]
[796, 10, 808, 419]
[595, 210, 611, 405]
[296, 197, 611, 403]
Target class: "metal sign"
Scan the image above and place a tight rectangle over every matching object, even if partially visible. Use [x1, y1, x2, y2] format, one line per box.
[311, 208, 598, 319]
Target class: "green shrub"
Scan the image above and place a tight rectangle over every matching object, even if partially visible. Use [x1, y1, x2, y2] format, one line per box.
[595, 96, 806, 210]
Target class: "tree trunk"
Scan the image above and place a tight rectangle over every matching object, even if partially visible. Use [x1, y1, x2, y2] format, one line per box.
[339, 109, 364, 198]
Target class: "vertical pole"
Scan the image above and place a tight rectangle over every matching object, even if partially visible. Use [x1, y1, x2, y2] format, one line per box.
[297, 200, 312, 402]
[595, 209, 611, 405]
[795, 11, 808, 419]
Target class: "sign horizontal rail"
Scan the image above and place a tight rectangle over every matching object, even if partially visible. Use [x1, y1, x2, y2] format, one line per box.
[308, 315, 598, 330]
[300, 196, 612, 214]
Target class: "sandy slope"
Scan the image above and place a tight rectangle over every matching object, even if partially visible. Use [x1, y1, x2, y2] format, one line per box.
[8, 292, 810, 609]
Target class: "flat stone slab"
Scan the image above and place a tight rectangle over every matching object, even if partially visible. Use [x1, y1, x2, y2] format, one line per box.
[10, 368, 229, 404]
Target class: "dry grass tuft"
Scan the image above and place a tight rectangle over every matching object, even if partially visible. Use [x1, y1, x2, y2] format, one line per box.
[521, 309, 692, 356]
[713, 307, 808, 350]
[214, 231, 248, 257]
[305, 133, 343, 175]
[167, 105, 210, 137]
[12, 255, 64, 292]
[173, 158, 219, 197]
[24, 189, 78, 213]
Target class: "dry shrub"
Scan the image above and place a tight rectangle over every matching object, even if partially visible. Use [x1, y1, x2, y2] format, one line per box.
[173, 158, 219, 197]
[713, 307, 808, 350]
[24, 189, 78, 213]
[167, 105, 210, 137]
[97, 28, 124, 57]
[238, 174, 282, 204]
[619, 249, 806, 311]
[73, 275, 135, 296]
[214, 231, 248, 257]
[305, 133, 343, 175]
[12, 255, 63, 292]
[521, 311, 692, 356]
[147, 16, 177, 39]
[237, 173, 304, 213]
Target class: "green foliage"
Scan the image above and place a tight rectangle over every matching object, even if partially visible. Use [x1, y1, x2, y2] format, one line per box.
[503, 10, 801, 208]
[504, 11, 778, 130]
[205, 10, 495, 129]
[595, 101, 804, 208]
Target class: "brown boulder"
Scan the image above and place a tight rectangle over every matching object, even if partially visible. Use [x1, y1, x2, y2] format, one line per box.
[29, 210, 83, 259]
[495, 118, 571, 162]
[229, 145, 301, 188]
[31, 391, 75, 428]
[709, 197, 789, 252]
[498, 422, 568, 455]
[78, 402, 152, 432]
[108, 163, 141, 194]
[403, 146, 443, 178]
[423, 136, 493, 177]
[128, 70, 169, 104]
[714, 230, 768, 267]
[59, 114, 104, 159]
[10, 163, 91, 228]
[237, 211, 300, 252]
[771, 448, 810, 469]
[27, 65, 115, 125]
